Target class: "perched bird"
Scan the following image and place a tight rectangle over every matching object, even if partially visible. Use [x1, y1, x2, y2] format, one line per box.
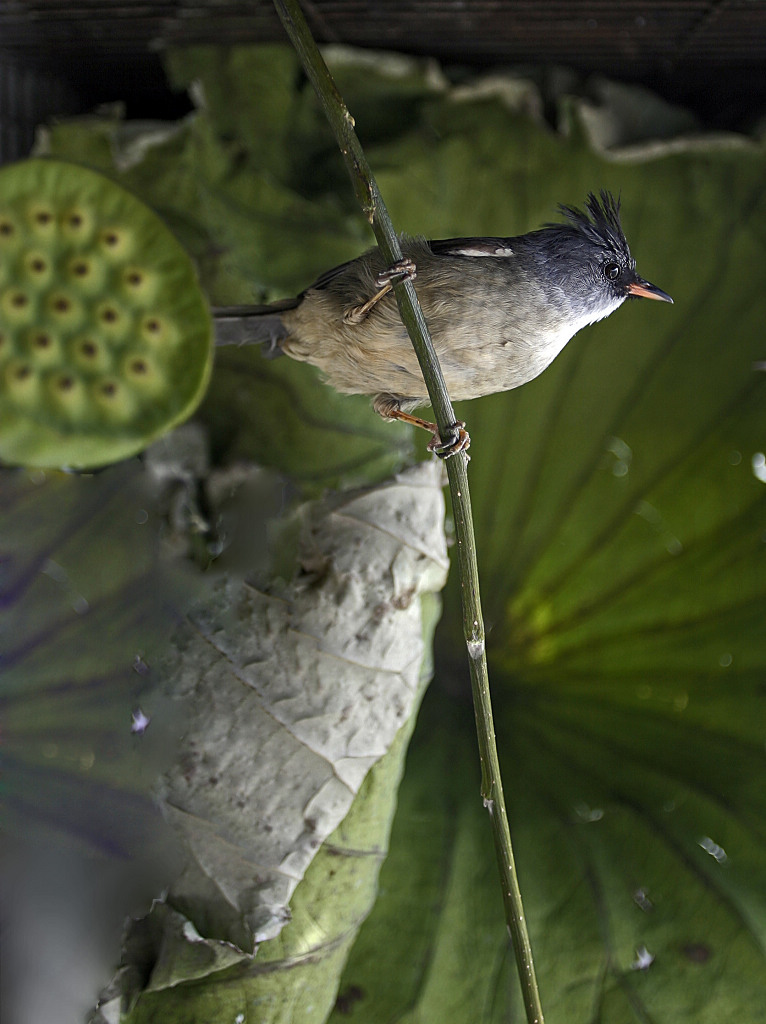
[215, 190, 672, 453]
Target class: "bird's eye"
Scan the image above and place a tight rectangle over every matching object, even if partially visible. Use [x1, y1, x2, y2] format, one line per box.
[604, 262, 621, 281]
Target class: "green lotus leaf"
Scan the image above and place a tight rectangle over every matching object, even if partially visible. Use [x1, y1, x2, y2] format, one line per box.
[36, 44, 766, 1024]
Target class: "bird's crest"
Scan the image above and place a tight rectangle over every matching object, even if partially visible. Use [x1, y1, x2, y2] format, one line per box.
[554, 190, 631, 259]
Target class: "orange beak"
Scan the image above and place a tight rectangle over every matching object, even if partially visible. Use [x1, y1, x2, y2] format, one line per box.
[627, 278, 674, 303]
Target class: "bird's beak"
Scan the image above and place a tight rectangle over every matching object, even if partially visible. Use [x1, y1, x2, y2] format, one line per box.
[626, 278, 674, 303]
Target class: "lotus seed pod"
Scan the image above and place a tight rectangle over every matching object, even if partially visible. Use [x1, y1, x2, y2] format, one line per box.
[0, 158, 213, 469]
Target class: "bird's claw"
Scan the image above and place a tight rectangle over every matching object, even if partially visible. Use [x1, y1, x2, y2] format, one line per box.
[344, 258, 418, 324]
[428, 421, 471, 459]
[375, 257, 417, 289]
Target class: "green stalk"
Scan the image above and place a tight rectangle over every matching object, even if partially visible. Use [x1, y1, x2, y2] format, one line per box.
[272, 4, 545, 1022]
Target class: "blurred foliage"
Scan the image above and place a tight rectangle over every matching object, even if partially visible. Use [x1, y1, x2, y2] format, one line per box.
[1, 462, 190, 853]
[29, 43, 766, 1023]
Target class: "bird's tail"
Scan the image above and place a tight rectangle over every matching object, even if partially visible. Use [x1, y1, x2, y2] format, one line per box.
[213, 298, 298, 356]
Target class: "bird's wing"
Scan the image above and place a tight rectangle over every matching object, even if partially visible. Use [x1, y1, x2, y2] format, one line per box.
[305, 238, 519, 294]
[307, 257, 362, 292]
[427, 238, 516, 258]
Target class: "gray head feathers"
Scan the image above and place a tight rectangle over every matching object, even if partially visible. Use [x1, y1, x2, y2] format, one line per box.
[552, 190, 634, 266]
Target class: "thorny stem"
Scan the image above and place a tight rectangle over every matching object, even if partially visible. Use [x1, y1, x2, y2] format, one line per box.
[272, 3, 545, 1022]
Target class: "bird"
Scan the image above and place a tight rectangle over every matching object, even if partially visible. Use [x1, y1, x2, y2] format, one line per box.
[214, 190, 672, 454]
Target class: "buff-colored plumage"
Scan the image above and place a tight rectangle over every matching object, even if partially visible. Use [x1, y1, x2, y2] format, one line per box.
[214, 193, 672, 433]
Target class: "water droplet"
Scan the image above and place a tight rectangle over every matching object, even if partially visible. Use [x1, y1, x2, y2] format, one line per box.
[751, 452, 766, 483]
[131, 708, 151, 735]
[574, 802, 604, 823]
[631, 946, 654, 970]
[698, 836, 727, 863]
[635, 500, 661, 525]
[466, 637, 484, 660]
[41, 558, 68, 584]
[133, 654, 150, 676]
[607, 436, 632, 476]
[633, 888, 653, 912]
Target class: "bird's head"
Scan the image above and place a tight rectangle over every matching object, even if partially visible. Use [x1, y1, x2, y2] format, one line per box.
[545, 190, 673, 320]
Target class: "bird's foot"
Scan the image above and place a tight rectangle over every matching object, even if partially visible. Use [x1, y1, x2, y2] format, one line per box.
[343, 258, 417, 324]
[374, 394, 470, 460]
[427, 421, 471, 459]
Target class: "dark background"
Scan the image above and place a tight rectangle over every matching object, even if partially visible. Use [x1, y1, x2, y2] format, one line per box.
[1, 1, 766, 162]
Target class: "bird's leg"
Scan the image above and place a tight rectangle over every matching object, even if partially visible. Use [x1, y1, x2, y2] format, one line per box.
[343, 258, 417, 324]
[373, 393, 471, 459]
